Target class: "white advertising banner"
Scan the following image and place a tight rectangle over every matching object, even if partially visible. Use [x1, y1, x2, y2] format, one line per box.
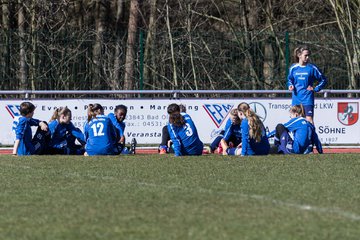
[1, 98, 359, 146]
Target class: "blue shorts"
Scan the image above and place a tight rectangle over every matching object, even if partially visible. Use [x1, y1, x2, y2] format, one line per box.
[303, 105, 314, 117]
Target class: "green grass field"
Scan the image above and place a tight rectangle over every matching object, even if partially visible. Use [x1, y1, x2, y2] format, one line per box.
[0, 153, 359, 240]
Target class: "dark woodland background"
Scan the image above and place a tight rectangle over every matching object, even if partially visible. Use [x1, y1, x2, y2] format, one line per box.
[0, 0, 359, 93]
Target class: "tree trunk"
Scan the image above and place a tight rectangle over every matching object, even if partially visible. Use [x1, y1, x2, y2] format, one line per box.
[187, 3, 198, 91]
[112, 0, 124, 90]
[239, 0, 260, 91]
[165, 0, 177, 89]
[30, 0, 37, 91]
[354, 4, 360, 91]
[144, 0, 157, 89]
[263, 0, 274, 90]
[329, 0, 357, 91]
[123, 0, 139, 90]
[92, 0, 107, 89]
[1, 0, 10, 89]
[18, 0, 27, 90]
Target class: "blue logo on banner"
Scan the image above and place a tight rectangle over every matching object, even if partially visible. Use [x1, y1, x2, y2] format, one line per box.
[6, 105, 21, 119]
[203, 104, 234, 128]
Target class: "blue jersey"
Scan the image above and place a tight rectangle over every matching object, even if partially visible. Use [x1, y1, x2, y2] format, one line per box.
[268, 117, 322, 154]
[167, 113, 203, 156]
[12, 116, 20, 135]
[223, 118, 241, 142]
[241, 118, 270, 156]
[48, 120, 85, 149]
[84, 115, 117, 155]
[108, 113, 125, 140]
[287, 63, 327, 106]
[15, 116, 41, 155]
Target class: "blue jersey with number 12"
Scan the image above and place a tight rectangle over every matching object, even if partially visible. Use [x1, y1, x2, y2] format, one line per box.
[84, 115, 117, 155]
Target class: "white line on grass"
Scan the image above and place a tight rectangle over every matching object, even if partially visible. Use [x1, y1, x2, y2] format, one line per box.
[0, 163, 31, 169]
[34, 170, 360, 222]
[135, 181, 360, 221]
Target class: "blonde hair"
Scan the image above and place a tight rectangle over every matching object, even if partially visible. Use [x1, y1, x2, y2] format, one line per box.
[237, 102, 264, 142]
[290, 104, 305, 118]
[49, 106, 71, 122]
[293, 45, 311, 63]
[87, 103, 104, 122]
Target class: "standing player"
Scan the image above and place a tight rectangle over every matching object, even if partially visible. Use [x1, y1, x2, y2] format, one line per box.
[222, 102, 269, 156]
[108, 104, 136, 154]
[167, 103, 203, 156]
[267, 104, 323, 154]
[84, 104, 117, 156]
[12, 102, 50, 156]
[288, 45, 327, 124]
[48, 106, 86, 155]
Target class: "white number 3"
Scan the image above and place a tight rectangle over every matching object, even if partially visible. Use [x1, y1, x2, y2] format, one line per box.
[184, 123, 193, 137]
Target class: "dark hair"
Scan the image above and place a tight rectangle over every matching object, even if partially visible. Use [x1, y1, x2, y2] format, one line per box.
[87, 103, 104, 122]
[19, 102, 36, 116]
[293, 45, 311, 63]
[114, 104, 128, 114]
[167, 103, 186, 127]
[179, 104, 186, 113]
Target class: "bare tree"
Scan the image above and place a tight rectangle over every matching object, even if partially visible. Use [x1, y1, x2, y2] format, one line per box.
[1, 0, 12, 89]
[18, 0, 27, 90]
[328, 0, 359, 90]
[165, 0, 178, 89]
[92, 0, 107, 89]
[143, 0, 157, 89]
[0, 0, 357, 93]
[112, 0, 124, 90]
[124, 0, 139, 90]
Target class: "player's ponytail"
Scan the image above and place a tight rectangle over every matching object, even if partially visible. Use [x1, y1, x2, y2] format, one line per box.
[299, 104, 305, 117]
[50, 108, 60, 122]
[87, 103, 104, 122]
[167, 103, 185, 127]
[290, 104, 305, 118]
[229, 108, 241, 125]
[49, 106, 71, 122]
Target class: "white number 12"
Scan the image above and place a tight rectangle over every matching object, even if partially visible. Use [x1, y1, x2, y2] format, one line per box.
[91, 122, 105, 137]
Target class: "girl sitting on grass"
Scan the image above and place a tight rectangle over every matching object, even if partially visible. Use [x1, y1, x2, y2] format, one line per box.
[167, 103, 203, 156]
[12, 102, 50, 156]
[267, 104, 322, 154]
[84, 104, 117, 156]
[48, 106, 86, 155]
[222, 102, 270, 156]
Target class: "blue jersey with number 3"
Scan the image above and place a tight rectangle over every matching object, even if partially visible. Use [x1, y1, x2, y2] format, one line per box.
[84, 115, 117, 155]
[168, 113, 203, 156]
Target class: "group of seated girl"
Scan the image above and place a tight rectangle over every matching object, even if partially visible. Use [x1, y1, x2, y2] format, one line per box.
[12, 102, 135, 156]
[13, 101, 322, 157]
[161, 102, 322, 157]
